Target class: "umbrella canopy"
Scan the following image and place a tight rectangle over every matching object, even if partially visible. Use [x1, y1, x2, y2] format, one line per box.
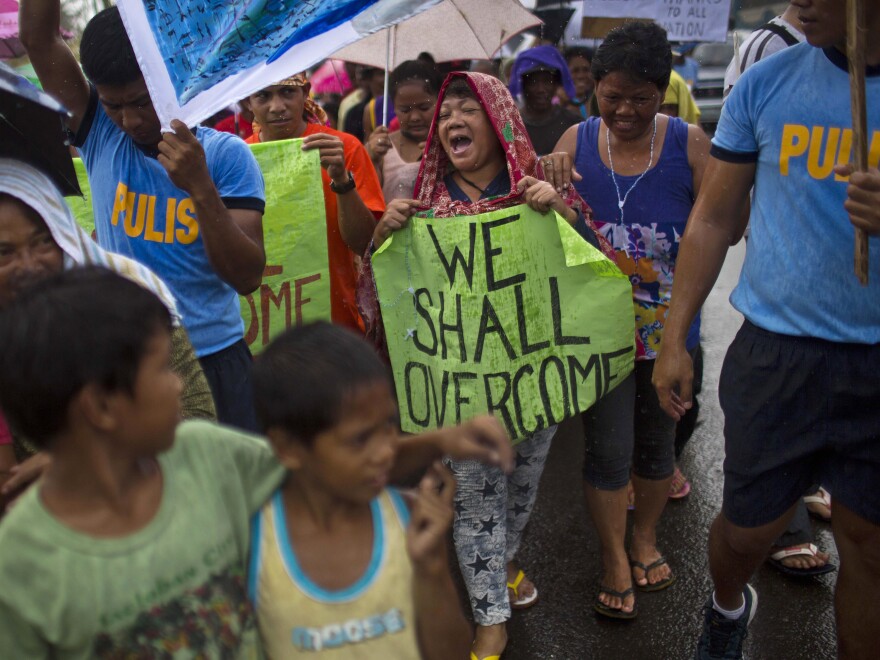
[332, 0, 542, 69]
[0, 62, 81, 196]
[0, 0, 73, 60]
[310, 59, 352, 96]
[0, 0, 25, 59]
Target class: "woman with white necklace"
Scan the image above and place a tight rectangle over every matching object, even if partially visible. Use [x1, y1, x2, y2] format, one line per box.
[546, 21, 710, 621]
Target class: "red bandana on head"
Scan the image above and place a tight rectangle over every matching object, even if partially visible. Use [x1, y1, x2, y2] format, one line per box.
[413, 72, 539, 217]
[250, 72, 330, 141]
[414, 70, 605, 254]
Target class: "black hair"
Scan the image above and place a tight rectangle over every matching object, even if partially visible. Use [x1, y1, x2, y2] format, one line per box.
[252, 321, 391, 443]
[591, 21, 672, 90]
[80, 6, 142, 86]
[443, 77, 477, 101]
[522, 68, 561, 85]
[0, 193, 43, 226]
[0, 267, 172, 448]
[321, 99, 340, 128]
[389, 60, 442, 102]
[564, 46, 594, 64]
[359, 66, 383, 80]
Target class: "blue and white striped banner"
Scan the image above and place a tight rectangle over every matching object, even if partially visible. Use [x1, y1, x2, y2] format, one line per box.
[118, 0, 440, 129]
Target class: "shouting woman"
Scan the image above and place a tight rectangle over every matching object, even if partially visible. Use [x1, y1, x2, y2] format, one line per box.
[361, 71, 611, 659]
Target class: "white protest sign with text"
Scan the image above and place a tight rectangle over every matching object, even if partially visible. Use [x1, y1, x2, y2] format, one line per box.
[656, 0, 731, 42]
[581, 0, 731, 42]
[580, 0, 655, 19]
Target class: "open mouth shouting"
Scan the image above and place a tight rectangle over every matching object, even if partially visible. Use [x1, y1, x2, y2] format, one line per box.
[450, 135, 473, 155]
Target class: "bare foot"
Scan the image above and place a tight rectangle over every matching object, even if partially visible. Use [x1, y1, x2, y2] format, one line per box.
[471, 623, 507, 660]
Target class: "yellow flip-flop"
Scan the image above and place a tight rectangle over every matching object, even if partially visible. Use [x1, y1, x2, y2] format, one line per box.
[506, 569, 539, 609]
[471, 653, 501, 660]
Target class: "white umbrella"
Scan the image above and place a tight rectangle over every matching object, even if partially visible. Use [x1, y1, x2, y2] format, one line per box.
[333, 0, 540, 127]
[332, 0, 541, 69]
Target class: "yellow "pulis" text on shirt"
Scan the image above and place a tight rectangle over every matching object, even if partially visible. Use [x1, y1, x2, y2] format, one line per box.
[109, 181, 199, 244]
[779, 125, 880, 181]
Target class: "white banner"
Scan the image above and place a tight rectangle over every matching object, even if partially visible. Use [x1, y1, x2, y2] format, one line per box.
[581, 0, 731, 42]
[655, 0, 731, 43]
[117, 0, 440, 130]
[580, 0, 654, 19]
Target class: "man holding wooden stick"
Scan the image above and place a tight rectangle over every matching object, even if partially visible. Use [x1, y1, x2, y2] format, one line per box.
[653, 1, 880, 658]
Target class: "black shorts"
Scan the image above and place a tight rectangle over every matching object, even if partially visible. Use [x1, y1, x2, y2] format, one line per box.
[198, 338, 259, 433]
[719, 320, 880, 527]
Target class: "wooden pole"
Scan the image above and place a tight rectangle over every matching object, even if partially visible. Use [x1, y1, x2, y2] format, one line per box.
[847, 0, 870, 285]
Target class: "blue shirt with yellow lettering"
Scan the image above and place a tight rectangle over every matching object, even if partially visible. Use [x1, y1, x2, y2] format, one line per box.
[75, 88, 265, 356]
[712, 44, 880, 344]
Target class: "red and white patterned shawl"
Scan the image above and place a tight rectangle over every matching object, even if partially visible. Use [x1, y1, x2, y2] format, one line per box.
[415, 73, 591, 230]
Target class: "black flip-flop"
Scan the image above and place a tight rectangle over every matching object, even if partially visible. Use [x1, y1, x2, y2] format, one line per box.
[594, 585, 637, 620]
[768, 544, 837, 577]
[768, 557, 837, 577]
[630, 555, 677, 592]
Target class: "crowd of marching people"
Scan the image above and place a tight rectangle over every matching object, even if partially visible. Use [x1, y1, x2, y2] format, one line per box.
[0, 0, 878, 658]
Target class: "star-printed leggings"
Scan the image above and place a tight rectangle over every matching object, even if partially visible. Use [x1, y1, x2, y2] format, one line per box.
[447, 425, 556, 626]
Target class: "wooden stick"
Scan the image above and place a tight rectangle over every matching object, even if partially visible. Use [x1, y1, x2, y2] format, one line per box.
[847, 0, 869, 285]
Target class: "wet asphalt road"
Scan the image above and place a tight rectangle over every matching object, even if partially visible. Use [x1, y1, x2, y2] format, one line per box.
[494, 242, 839, 660]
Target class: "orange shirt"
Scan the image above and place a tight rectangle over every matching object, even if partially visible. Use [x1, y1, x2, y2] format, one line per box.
[246, 124, 385, 332]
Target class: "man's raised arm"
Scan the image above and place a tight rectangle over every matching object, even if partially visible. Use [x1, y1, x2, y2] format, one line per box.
[19, 0, 91, 133]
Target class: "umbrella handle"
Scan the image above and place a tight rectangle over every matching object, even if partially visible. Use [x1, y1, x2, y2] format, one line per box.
[848, 0, 869, 285]
[383, 26, 394, 129]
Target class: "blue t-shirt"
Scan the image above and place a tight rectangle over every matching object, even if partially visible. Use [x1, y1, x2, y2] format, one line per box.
[76, 91, 265, 356]
[713, 44, 880, 343]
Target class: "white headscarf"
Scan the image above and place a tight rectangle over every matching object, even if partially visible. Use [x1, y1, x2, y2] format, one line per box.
[0, 158, 181, 325]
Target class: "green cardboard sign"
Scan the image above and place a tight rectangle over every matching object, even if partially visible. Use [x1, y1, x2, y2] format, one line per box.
[68, 139, 330, 353]
[373, 204, 635, 443]
[240, 140, 329, 352]
[68, 158, 96, 236]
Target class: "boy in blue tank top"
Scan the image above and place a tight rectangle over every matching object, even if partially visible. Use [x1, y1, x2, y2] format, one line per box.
[250, 322, 496, 659]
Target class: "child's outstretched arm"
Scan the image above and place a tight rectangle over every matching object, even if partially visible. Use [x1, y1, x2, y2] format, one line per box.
[0, 444, 14, 514]
[390, 415, 513, 484]
[407, 463, 471, 660]
[1, 452, 51, 512]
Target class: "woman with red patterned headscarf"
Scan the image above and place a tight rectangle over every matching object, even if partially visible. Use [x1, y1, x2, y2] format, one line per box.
[359, 71, 617, 659]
